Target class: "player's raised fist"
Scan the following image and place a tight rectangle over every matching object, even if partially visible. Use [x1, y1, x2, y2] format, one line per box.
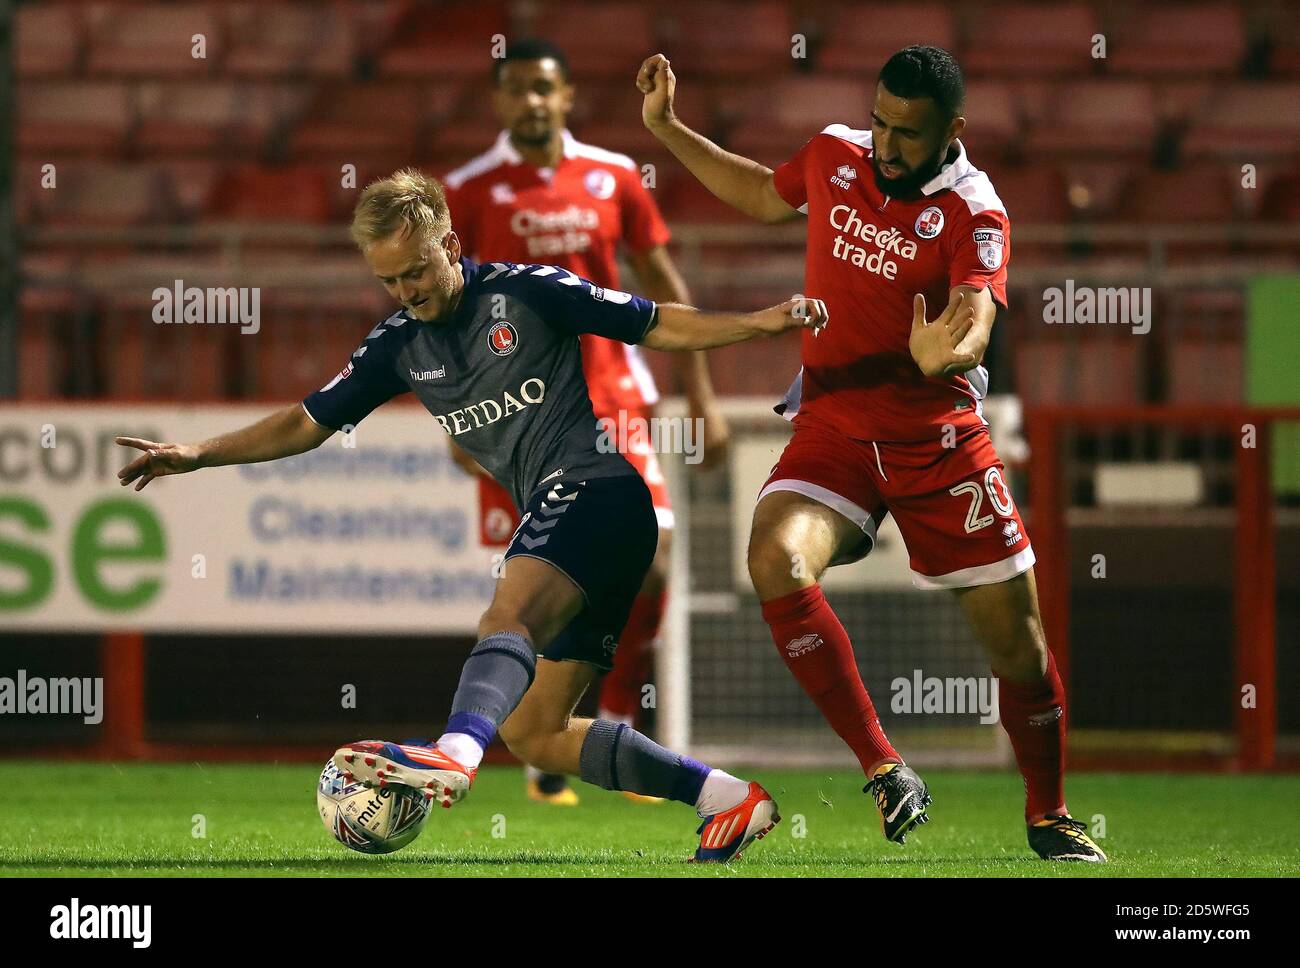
[637, 53, 677, 131]
[115, 437, 202, 491]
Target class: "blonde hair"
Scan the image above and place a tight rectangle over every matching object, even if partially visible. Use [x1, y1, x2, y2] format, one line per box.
[350, 168, 451, 250]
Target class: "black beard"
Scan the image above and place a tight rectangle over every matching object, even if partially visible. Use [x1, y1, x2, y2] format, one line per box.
[510, 123, 554, 148]
[872, 144, 950, 199]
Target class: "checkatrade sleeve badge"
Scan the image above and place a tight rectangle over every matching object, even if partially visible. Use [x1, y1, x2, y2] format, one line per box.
[973, 228, 1005, 269]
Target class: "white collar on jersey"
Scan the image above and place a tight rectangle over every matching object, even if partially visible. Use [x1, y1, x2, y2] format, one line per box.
[919, 139, 974, 196]
[493, 128, 581, 166]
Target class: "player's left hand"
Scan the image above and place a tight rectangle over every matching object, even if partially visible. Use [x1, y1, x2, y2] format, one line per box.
[909, 291, 977, 377]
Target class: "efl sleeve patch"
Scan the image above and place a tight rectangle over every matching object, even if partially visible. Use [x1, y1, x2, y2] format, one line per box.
[973, 228, 1005, 270]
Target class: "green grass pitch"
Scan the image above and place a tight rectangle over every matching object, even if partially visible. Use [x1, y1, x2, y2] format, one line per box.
[2, 763, 1296, 877]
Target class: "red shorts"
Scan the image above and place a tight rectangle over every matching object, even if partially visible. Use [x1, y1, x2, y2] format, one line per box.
[759, 413, 1034, 589]
[478, 406, 673, 548]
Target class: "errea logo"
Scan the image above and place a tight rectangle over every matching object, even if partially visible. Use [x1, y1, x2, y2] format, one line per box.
[830, 165, 857, 190]
[785, 633, 823, 657]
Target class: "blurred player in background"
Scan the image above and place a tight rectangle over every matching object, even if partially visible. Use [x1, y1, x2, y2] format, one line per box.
[442, 39, 727, 806]
[638, 45, 1106, 861]
[116, 170, 826, 861]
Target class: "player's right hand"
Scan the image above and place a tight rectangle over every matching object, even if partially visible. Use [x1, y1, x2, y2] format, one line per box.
[637, 53, 677, 131]
[115, 438, 202, 491]
[909, 291, 977, 377]
[752, 296, 829, 337]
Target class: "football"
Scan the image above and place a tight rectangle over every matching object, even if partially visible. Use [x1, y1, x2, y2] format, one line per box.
[316, 758, 431, 854]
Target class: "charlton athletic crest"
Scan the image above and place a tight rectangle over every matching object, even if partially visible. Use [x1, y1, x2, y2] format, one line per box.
[488, 320, 519, 356]
[915, 205, 944, 239]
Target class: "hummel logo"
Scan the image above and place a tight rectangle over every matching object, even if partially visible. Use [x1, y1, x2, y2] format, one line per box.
[831, 165, 857, 190]
[785, 633, 823, 657]
[410, 366, 446, 381]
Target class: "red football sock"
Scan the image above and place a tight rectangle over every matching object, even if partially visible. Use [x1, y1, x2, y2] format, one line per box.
[996, 649, 1068, 822]
[599, 590, 666, 723]
[761, 585, 899, 776]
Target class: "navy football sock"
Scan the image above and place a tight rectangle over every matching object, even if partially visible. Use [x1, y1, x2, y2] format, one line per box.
[444, 631, 537, 751]
[579, 719, 710, 805]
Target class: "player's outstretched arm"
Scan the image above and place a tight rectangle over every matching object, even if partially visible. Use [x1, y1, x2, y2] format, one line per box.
[636, 53, 799, 225]
[116, 403, 334, 491]
[642, 297, 827, 352]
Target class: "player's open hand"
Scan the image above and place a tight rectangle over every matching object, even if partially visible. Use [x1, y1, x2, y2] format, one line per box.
[909, 291, 977, 377]
[637, 53, 677, 131]
[115, 437, 202, 491]
[753, 296, 829, 337]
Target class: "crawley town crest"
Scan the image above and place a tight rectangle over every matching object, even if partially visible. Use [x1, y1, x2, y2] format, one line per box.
[915, 205, 945, 239]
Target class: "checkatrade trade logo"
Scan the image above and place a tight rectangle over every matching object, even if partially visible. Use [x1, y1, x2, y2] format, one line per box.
[828, 204, 918, 279]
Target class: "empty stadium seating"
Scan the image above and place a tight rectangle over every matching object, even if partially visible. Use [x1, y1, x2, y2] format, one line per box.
[15, 0, 1297, 407]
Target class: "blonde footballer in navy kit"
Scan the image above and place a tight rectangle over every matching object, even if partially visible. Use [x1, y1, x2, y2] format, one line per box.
[116, 169, 831, 861]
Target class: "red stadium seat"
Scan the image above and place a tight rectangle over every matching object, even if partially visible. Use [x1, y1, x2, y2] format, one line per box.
[1119, 166, 1239, 224]
[658, 173, 754, 223]
[657, 1, 793, 76]
[515, 3, 656, 79]
[18, 83, 133, 155]
[206, 166, 333, 224]
[818, 3, 957, 78]
[157, 161, 224, 221]
[84, 3, 223, 77]
[134, 82, 308, 157]
[291, 82, 424, 161]
[1107, 4, 1245, 77]
[1167, 341, 1242, 403]
[15, 4, 83, 78]
[1015, 337, 1141, 405]
[958, 81, 1021, 157]
[377, 0, 510, 79]
[1181, 83, 1300, 161]
[100, 293, 230, 401]
[244, 299, 379, 399]
[1024, 81, 1157, 158]
[724, 76, 871, 158]
[963, 3, 1101, 77]
[20, 163, 175, 228]
[983, 165, 1070, 224]
[18, 286, 77, 398]
[1259, 173, 1300, 222]
[1270, 3, 1300, 77]
[1059, 162, 1133, 218]
[222, 2, 355, 78]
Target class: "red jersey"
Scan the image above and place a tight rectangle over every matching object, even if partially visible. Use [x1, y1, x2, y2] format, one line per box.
[772, 124, 1010, 442]
[442, 129, 671, 412]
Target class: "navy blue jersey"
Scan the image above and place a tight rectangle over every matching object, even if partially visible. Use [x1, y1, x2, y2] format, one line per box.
[303, 258, 658, 510]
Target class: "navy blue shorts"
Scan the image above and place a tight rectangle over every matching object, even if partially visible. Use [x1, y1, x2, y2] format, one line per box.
[503, 473, 658, 671]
